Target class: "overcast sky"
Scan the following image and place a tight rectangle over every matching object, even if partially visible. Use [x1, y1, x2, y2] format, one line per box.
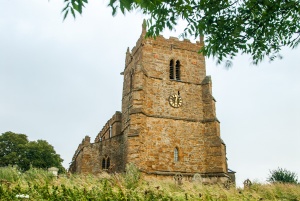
[1, 0, 299, 186]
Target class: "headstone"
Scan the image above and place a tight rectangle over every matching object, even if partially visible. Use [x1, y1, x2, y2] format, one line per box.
[243, 179, 252, 189]
[192, 173, 202, 183]
[223, 179, 232, 189]
[174, 173, 183, 185]
[48, 167, 59, 177]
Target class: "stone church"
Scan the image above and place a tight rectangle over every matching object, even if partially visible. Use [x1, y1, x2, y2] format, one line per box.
[69, 23, 235, 184]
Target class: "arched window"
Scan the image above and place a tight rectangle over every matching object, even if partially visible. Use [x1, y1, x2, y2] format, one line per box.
[170, 59, 180, 81]
[169, 59, 174, 79]
[175, 60, 180, 80]
[102, 158, 106, 169]
[107, 157, 110, 169]
[102, 157, 111, 170]
[174, 148, 179, 162]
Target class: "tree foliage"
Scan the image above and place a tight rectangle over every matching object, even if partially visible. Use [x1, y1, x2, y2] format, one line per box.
[62, 0, 300, 65]
[0, 131, 65, 173]
[0, 131, 28, 168]
[267, 167, 298, 184]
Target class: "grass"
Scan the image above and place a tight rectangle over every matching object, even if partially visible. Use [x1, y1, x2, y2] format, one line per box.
[0, 166, 300, 200]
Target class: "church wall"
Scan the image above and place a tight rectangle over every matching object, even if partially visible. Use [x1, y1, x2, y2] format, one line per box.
[143, 77, 204, 120]
[69, 24, 233, 183]
[122, 32, 227, 176]
[97, 134, 126, 173]
[94, 111, 122, 142]
[138, 117, 206, 173]
[127, 116, 227, 174]
[69, 134, 125, 174]
[69, 112, 125, 174]
[141, 36, 206, 83]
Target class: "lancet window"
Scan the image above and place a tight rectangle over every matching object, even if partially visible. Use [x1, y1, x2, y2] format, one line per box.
[174, 147, 179, 162]
[170, 59, 181, 81]
[102, 157, 111, 170]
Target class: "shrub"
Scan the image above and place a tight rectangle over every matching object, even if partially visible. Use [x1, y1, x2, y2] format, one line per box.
[0, 166, 20, 182]
[22, 167, 55, 184]
[124, 163, 141, 189]
[267, 168, 298, 184]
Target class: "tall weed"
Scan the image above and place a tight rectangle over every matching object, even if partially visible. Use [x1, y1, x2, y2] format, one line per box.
[0, 166, 300, 200]
[0, 166, 20, 182]
[124, 163, 140, 189]
[22, 167, 54, 184]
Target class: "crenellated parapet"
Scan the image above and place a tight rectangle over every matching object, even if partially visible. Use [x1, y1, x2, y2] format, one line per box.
[124, 21, 204, 73]
[125, 36, 203, 67]
[144, 35, 204, 53]
[74, 136, 90, 156]
[69, 135, 91, 172]
[94, 111, 122, 142]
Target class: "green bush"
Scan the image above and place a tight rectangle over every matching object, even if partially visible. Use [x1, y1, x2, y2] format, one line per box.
[124, 163, 141, 189]
[0, 166, 20, 182]
[22, 167, 55, 184]
[267, 168, 298, 184]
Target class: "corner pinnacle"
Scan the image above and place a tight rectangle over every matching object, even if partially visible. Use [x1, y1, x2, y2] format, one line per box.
[142, 19, 147, 34]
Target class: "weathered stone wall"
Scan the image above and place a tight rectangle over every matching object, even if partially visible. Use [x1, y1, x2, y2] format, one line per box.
[94, 111, 122, 142]
[69, 135, 125, 174]
[69, 23, 233, 183]
[121, 28, 228, 177]
[69, 112, 125, 174]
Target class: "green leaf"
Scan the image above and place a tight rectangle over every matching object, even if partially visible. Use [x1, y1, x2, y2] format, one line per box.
[63, 9, 69, 21]
[61, 3, 70, 13]
[71, 8, 76, 18]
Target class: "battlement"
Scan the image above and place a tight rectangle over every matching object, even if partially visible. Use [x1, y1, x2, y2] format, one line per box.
[125, 23, 204, 69]
[70, 135, 91, 165]
[94, 111, 122, 142]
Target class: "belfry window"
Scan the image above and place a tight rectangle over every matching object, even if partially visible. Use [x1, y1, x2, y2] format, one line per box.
[174, 148, 179, 162]
[169, 59, 174, 79]
[175, 60, 180, 80]
[169, 59, 180, 81]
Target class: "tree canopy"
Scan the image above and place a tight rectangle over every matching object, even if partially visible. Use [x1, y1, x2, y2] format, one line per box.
[267, 167, 299, 184]
[0, 131, 65, 173]
[62, 0, 300, 66]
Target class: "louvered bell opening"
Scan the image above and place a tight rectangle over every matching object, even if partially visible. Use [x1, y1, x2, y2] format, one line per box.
[169, 59, 174, 79]
[175, 60, 180, 80]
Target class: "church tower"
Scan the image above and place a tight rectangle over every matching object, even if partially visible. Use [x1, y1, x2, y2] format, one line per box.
[69, 22, 233, 184]
[121, 23, 229, 181]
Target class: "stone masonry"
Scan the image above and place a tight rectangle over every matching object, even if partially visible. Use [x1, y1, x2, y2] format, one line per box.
[69, 22, 234, 184]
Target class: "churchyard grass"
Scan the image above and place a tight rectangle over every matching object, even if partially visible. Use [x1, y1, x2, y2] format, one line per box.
[0, 166, 299, 200]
